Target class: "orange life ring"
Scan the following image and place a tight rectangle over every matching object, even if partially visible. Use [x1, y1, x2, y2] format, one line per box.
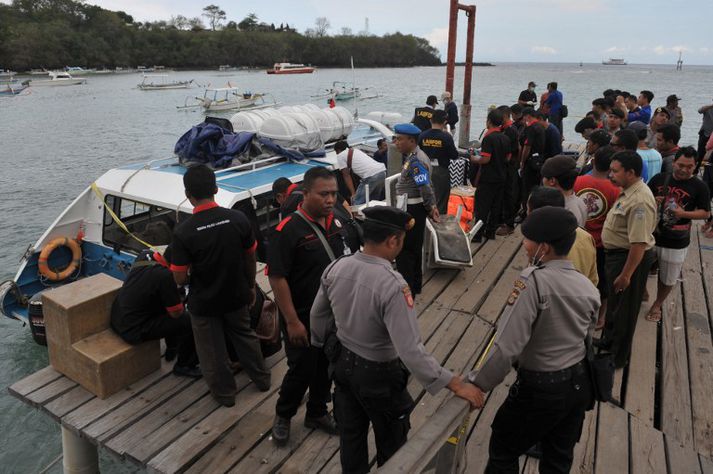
[38, 237, 82, 281]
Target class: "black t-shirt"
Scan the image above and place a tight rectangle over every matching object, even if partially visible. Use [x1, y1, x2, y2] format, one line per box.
[267, 208, 348, 321]
[171, 203, 256, 315]
[524, 122, 546, 158]
[479, 129, 510, 183]
[444, 102, 459, 127]
[544, 123, 563, 158]
[280, 184, 304, 216]
[412, 107, 434, 131]
[518, 89, 537, 104]
[502, 123, 519, 163]
[418, 129, 459, 168]
[648, 174, 711, 249]
[110, 263, 182, 340]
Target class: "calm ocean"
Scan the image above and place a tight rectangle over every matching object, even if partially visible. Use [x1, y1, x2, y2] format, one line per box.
[0, 62, 710, 472]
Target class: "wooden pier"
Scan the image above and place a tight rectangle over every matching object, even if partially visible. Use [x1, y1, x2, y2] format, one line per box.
[9, 226, 713, 473]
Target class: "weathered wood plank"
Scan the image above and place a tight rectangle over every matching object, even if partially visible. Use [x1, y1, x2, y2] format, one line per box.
[7, 366, 63, 399]
[571, 404, 598, 474]
[624, 277, 658, 426]
[595, 403, 629, 474]
[464, 372, 517, 473]
[477, 248, 527, 325]
[43, 385, 94, 420]
[690, 228, 713, 458]
[612, 368, 625, 407]
[147, 360, 289, 474]
[630, 414, 667, 474]
[665, 436, 703, 474]
[25, 376, 78, 406]
[62, 361, 173, 432]
[661, 285, 694, 446]
[451, 234, 522, 314]
[700, 454, 713, 474]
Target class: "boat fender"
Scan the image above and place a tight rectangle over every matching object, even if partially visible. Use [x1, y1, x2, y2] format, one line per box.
[38, 237, 82, 281]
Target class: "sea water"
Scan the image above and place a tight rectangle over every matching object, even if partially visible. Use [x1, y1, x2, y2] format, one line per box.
[0, 62, 710, 472]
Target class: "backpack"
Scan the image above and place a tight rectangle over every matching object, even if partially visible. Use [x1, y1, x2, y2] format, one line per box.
[560, 105, 569, 118]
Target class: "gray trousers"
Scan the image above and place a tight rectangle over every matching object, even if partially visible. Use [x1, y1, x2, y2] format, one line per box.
[431, 166, 451, 214]
[190, 306, 271, 402]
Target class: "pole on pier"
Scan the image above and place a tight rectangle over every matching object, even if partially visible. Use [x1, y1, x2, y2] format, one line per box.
[61, 426, 99, 474]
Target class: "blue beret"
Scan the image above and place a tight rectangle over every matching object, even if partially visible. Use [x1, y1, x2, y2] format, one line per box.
[394, 123, 422, 136]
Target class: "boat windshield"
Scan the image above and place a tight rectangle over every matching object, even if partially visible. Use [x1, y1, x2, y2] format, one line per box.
[102, 195, 189, 253]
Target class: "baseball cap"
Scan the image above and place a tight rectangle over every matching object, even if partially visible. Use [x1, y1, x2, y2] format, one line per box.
[426, 95, 438, 106]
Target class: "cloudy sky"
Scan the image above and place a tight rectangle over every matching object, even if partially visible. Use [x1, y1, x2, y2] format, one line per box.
[32, 0, 713, 65]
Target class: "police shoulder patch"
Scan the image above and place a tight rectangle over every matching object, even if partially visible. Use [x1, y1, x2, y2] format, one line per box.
[506, 288, 521, 306]
[403, 285, 414, 308]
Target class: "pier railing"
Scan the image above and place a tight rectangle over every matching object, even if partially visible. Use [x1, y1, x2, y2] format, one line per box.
[379, 397, 472, 473]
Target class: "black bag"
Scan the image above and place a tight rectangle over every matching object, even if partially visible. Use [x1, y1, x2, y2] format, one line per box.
[560, 105, 569, 118]
[527, 153, 545, 172]
[585, 342, 615, 403]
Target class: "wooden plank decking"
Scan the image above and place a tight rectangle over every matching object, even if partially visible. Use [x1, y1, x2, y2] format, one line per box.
[8, 226, 713, 473]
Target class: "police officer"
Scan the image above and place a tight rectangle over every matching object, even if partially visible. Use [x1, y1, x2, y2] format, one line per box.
[311, 206, 483, 474]
[111, 248, 199, 378]
[412, 95, 438, 131]
[393, 123, 439, 296]
[468, 206, 600, 474]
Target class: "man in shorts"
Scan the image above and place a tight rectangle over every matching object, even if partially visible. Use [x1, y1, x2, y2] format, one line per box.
[646, 147, 710, 322]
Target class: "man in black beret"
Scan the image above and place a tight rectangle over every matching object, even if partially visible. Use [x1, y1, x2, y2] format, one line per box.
[311, 205, 484, 473]
[468, 206, 600, 474]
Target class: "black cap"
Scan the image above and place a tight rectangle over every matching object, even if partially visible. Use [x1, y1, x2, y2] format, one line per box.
[609, 108, 625, 119]
[528, 81, 536, 87]
[521, 206, 577, 244]
[362, 206, 414, 232]
[666, 94, 681, 102]
[575, 117, 597, 134]
[426, 95, 438, 106]
[541, 155, 577, 179]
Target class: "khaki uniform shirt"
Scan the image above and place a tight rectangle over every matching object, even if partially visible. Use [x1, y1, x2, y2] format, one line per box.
[468, 260, 600, 392]
[601, 179, 657, 250]
[310, 252, 453, 395]
[568, 227, 599, 287]
[395, 147, 437, 212]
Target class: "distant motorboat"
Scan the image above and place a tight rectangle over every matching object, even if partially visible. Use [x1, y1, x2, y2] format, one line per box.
[602, 58, 627, 66]
[0, 81, 30, 96]
[0, 69, 17, 79]
[29, 71, 87, 86]
[138, 75, 193, 90]
[29, 69, 50, 76]
[219, 65, 239, 72]
[177, 87, 279, 112]
[266, 63, 316, 75]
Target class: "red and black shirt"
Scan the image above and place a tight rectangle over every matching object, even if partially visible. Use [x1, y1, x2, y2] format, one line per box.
[479, 127, 511, 183]
[110, 261, 183, 342]
[170, 202, 257, 315]
[267, 206, 348, 321]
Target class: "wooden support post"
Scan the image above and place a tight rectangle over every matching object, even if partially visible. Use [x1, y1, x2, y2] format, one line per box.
[61, 426, 98, 474]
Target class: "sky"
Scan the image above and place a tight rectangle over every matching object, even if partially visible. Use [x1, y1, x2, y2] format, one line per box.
[12, 0, 712, 65]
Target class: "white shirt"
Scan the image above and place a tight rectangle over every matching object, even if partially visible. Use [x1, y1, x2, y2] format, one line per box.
[336, 148, 386, 179]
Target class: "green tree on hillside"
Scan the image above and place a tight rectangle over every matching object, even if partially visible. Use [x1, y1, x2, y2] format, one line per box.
[202, 4, 225, 31]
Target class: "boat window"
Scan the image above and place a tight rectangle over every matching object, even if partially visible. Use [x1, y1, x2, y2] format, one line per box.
[102, 195, 189, 254]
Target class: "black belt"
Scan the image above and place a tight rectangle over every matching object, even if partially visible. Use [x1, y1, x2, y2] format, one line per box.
[341, 346, 401, 371]
[517, 360, 587, 385]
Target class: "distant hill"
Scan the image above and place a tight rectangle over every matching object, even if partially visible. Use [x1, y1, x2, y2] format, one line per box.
[0, 1, 442, 70]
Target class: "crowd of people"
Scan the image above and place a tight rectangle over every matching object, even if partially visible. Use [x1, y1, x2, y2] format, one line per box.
[105, 84, 713, 474]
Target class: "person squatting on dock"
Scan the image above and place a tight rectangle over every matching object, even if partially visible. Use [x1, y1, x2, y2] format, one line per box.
[171, 165, 271, 407]
[469, 206, 600, 474]
[310, 206, 484, 474]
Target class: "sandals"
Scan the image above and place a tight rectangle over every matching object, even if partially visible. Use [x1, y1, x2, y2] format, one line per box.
[646, 306, 662, 323]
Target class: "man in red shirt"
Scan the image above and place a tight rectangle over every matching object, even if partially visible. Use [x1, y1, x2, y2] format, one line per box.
[574, 146, 621, 328]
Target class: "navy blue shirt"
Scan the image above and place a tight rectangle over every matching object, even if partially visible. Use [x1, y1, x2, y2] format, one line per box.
[544, 123, 563, 158]
[545, 90, 563, 116]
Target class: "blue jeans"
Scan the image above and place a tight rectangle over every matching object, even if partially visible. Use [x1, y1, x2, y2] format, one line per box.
[353, 171, 386, 204]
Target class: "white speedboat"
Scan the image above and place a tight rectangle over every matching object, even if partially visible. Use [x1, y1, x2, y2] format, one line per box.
[29, 71, 87, 86]
[602, 58, 627, 65]
[177, 87, 279, 112]
[138, 74, 193, 90]
[0, 105, 392, 344]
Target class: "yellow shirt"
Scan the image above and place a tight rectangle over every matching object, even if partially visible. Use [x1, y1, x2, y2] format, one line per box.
[601, 179, 657, 250]
[568, 227, 599, 287]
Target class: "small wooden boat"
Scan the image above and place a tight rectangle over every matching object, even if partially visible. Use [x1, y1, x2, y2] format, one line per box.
[177, 87, 279, 112]
[138, 75, 193, 90]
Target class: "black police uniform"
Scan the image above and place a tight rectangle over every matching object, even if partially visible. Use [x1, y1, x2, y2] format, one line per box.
[501, 122, 522, 228]
[268, 206, 349, 421]
[522, 121, 547, 207]
[110, 256, 197, 368]
[171, 202, 270, 404]
[475, 128, 511, 238]
[419, 128, 459, 214]
[412, 106, 435, 131]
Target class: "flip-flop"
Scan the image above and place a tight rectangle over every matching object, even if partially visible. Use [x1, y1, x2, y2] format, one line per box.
[646, 307, 662, 323]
